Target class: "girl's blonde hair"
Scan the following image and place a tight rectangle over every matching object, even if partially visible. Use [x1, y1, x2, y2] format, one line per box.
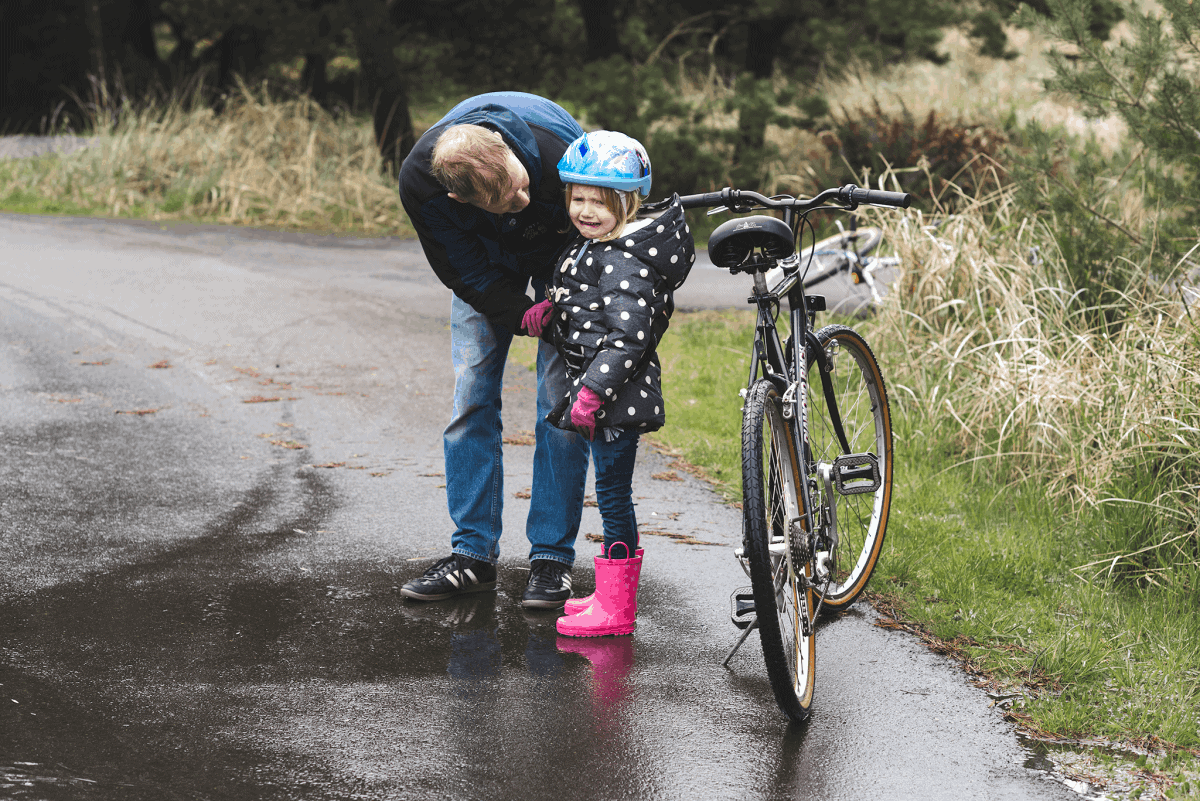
[564, 183, 643, 242]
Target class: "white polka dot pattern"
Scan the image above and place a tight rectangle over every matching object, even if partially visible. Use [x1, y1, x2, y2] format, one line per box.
[545, 198, 695, 434]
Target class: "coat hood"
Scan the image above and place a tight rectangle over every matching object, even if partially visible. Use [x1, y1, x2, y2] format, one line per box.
[610, 197, 694, 290]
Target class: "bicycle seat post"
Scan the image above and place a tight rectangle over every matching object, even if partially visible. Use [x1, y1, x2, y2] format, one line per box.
[752, 270, 769, 298]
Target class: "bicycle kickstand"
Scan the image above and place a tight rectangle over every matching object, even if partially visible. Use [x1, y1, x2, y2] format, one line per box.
[722, 618, 758, 668]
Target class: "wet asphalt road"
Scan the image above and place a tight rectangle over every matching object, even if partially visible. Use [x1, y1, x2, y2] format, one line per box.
[0, 213, 1081, 800]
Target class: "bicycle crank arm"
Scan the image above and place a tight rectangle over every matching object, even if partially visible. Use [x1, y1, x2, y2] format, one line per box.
[817, 462, 839, 555]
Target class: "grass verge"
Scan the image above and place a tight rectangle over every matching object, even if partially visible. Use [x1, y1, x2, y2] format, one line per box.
[655, 304, 1199, 799]
[0, 84, 413, 237]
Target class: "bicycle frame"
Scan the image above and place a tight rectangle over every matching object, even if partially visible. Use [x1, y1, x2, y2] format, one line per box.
[743, 252, 855, 584]
[685, 183, 910, 715]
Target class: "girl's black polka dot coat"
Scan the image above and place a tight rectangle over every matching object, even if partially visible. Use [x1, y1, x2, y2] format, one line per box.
[547, 197, 696, 434]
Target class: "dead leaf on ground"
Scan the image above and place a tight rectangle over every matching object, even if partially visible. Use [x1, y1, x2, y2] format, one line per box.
[276, 422, 294, 428]
[638, 527, 720, 546]
[48, 396, 82, 403]
[79, 360, 109, 366]
[234, 367, 261, 377]
[269, 439, 305, 450]
[651, 471, 682, 482]
[418, 472, 443, 477]
[585, 533, 604, 542]
[583, 495, 598, 507]
[243, 396, 281, 404]
[668, 459, 706, 478]
[513, 488, 531, 499]
[369, 471, 390, 477]
[310, 462, 345, 469]
[115, 409, 158, 416]
[503, 430, 535, 446]
[148, 360, 171, 369]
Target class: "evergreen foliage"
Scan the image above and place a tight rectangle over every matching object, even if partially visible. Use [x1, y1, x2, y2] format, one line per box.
[1018, 0, 1200, 241]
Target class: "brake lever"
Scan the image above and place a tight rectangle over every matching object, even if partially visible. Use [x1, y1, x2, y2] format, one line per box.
[706, 206, 729, 216]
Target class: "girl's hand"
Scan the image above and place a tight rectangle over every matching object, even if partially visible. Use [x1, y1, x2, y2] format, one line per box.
[570, 385, 603, 441]
[521, 300, 553, 337]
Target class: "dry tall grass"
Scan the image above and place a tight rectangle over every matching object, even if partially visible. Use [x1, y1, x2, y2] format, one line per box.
[861, 183, 1199, 584]
[2, 81, 410, 235]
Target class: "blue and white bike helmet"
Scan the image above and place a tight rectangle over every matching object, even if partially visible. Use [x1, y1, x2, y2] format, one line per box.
[557, 131, 652, 197]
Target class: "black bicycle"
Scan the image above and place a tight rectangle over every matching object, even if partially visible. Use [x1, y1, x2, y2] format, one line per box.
[677, 184, 910, 723]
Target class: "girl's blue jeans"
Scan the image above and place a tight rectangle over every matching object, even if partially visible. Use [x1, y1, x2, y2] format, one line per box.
[590, 430, 641, 559]
[445, 290, 589, 567]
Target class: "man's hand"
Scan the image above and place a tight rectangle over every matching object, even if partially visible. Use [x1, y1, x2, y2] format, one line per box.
[521, 300, 553, 337]
[570, 385, 603, 441]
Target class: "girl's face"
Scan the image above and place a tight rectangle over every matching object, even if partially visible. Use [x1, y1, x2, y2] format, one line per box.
[568, 184, 619, 239]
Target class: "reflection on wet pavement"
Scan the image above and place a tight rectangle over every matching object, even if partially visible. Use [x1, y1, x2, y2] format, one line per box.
[0, 214, 1088, 801]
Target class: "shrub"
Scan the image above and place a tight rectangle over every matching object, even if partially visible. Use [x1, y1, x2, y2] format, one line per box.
[811, 101, 1007, 209]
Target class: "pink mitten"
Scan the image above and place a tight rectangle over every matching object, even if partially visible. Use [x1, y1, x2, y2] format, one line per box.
[570, 385, 603, 441]
[521, 300, 553, 337]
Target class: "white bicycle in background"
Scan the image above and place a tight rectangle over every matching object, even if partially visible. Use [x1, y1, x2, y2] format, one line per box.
[769, 220, 901, 311]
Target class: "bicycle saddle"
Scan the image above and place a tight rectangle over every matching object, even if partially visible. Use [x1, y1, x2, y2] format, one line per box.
[707, 215, 795, 272]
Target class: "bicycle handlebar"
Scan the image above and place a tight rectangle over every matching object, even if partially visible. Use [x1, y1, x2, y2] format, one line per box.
[678, 184, 912, 212]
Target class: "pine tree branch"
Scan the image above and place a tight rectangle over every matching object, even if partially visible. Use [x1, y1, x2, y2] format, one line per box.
[1044, 171, 1145, 246]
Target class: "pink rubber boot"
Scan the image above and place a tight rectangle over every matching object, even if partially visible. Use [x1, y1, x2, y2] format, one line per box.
[556, 547, 641, 638]
[563, 548, 643, 615]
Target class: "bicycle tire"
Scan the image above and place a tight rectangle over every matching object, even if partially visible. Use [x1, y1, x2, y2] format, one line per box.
[741, 379, 816, 722]
[806, 325, 893, 611]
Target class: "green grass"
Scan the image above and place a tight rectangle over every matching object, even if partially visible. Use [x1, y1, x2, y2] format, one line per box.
[655, 308, 1200, 793]
[0, 169, 98, 217]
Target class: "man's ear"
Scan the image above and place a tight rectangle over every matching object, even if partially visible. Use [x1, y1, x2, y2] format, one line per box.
[447, 192, 469, 204]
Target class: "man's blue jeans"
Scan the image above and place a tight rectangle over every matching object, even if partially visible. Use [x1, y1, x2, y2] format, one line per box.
[445, 292, 589, 567]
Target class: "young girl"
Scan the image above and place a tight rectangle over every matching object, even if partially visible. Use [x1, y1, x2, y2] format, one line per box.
[521, 130, 695, 637]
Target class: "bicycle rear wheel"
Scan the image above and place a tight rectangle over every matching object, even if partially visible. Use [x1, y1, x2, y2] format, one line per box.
[806, 325, 893, 611]
[741, 379, 816, 722]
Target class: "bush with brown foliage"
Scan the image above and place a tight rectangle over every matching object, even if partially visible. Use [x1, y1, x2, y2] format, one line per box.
[812, 101, 1007, 209]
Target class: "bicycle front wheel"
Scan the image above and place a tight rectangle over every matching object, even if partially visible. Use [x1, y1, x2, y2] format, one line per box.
[741, 379, 816, 723]
[806, 325, 893, 611]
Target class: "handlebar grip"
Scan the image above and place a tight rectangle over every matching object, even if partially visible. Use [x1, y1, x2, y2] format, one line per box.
[849, 187, 912, 208]
[678, 190, 728, 209]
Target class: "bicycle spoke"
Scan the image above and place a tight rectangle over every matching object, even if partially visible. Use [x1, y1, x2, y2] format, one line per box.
[807, 326, 893, 611]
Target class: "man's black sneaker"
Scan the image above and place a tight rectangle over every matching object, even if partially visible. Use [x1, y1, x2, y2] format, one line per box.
[521, 560, 572, 609]
[400, 554, 497, 601]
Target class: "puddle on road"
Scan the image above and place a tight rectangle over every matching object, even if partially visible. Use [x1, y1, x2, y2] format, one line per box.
[0, 556, 614, 799]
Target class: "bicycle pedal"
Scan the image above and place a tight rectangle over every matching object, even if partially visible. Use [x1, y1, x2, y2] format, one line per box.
[730, 587, 756, 629]
[833, 452, 881, 495]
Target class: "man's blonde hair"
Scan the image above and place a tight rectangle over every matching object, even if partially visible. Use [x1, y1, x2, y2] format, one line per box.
[431, 125, 513, 205]
[564, 183, 643, 242]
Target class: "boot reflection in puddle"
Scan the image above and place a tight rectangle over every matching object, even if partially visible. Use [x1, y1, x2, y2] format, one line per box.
[557, 636, 634, 724]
